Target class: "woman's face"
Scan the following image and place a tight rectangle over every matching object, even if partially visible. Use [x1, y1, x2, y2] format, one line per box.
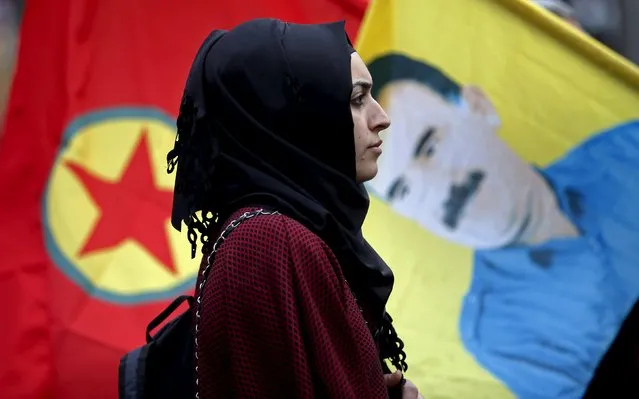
[350, 52, 391, 183]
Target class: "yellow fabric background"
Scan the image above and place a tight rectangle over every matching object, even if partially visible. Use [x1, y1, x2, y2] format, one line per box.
[357, 0, 639, 397]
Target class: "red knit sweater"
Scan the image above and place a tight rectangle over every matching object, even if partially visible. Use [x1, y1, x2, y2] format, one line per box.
[195, 208, 388, 398]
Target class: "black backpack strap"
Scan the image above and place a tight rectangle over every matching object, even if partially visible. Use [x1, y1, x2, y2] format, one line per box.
[119, 344, 149, 399]
[146, 295, 194, 343]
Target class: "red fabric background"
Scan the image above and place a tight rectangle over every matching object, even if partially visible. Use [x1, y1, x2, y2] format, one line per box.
[0, 1, 367, 397]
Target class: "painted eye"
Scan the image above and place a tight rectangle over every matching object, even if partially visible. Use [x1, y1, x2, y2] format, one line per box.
[414, 127, 436, 158]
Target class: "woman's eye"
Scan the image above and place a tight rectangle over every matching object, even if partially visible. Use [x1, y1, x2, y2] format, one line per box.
[351, 95, 365, 107]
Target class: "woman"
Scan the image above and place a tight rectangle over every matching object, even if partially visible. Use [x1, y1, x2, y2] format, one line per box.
[167, 19, 420, 398]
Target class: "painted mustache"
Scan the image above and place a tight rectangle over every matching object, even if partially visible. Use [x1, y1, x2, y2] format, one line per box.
[442, 170, 485, 230]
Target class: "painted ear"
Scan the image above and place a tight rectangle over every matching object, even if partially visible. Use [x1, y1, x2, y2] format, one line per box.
[461, 85, 501, 129]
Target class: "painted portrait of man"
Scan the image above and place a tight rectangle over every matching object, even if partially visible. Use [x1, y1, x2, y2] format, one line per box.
[367, 52, 639, 398]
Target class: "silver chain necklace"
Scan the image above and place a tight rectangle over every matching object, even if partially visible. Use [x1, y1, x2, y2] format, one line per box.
[193, 209, 280, 399]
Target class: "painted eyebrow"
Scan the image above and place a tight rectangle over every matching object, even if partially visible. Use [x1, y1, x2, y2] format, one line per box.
[414, 127, 436, 158]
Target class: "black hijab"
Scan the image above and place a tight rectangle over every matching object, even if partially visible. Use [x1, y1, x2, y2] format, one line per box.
[168, 19, 406, 371]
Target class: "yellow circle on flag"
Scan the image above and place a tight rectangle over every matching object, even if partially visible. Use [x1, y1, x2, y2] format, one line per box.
[43, 108, 199, 304]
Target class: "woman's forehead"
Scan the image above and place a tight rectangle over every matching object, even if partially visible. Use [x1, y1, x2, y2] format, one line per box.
[350, 53, 372, 82]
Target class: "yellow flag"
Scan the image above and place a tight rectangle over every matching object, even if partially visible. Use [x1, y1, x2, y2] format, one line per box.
[357, 0, 639, 398]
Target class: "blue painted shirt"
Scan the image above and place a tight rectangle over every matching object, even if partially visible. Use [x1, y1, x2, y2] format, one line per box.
[460, 120, 639, 398]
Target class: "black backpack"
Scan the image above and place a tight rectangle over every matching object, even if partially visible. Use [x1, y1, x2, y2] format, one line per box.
[118, 209, 279, 399]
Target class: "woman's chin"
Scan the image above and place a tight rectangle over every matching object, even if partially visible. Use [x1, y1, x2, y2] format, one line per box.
[356, 164, 379, 184]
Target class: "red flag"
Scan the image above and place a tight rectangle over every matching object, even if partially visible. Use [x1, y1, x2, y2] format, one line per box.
[0, 0, 367, 397]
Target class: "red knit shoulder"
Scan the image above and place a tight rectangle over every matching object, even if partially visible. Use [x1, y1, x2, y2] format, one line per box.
[195, 207, 388, 399]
